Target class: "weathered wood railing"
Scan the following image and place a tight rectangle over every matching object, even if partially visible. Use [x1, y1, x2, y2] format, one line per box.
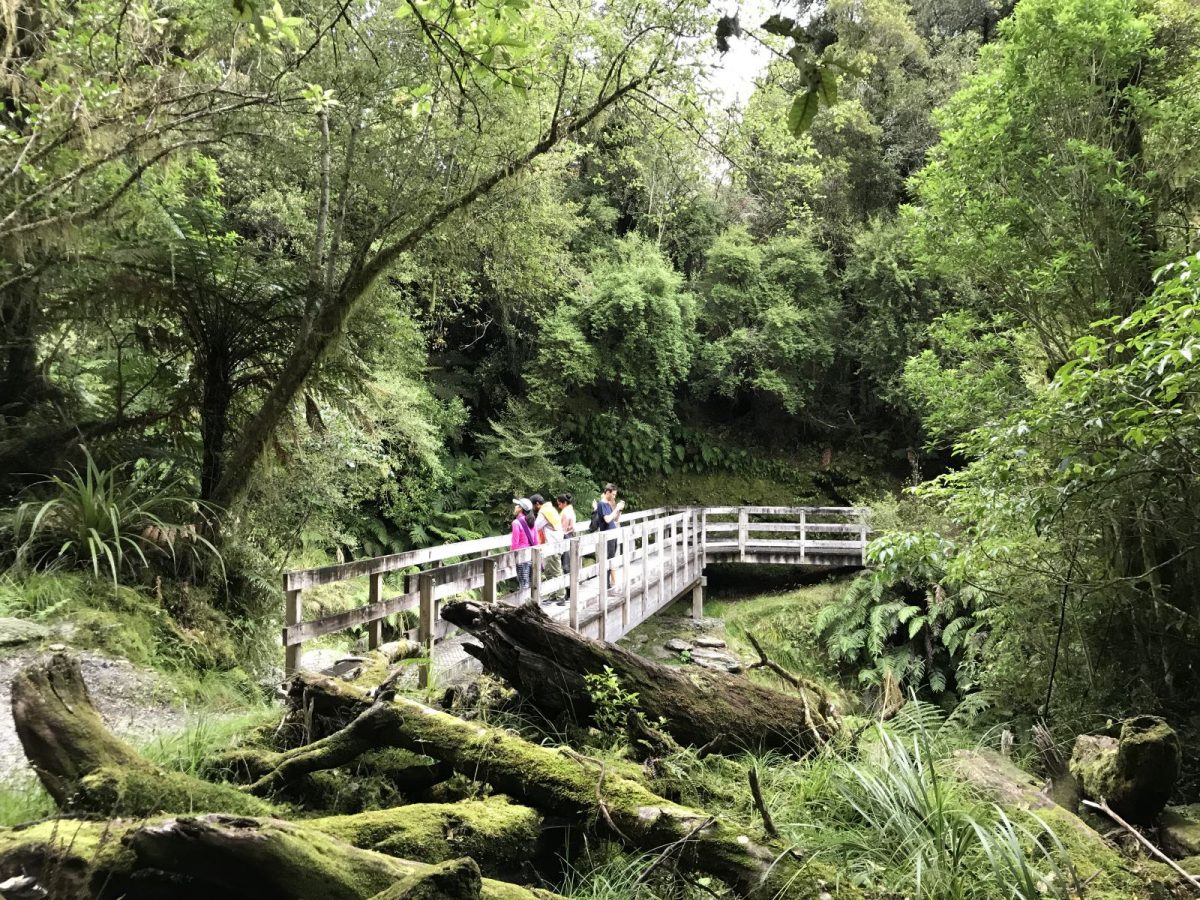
[281, 505, 869, 678]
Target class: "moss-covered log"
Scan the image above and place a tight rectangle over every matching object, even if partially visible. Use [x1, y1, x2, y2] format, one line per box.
[0, 816, 558, 900]
[252, 678, 847, 899]
[1068, 716, 1180, 824]
[367, 857, 484, 899]
[440, 600, 838, 754]
[307, 797, 542, 875]
[10, 652, 270, 817]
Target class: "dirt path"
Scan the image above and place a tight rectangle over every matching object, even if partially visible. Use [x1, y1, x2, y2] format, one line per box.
[0, 649, 194, 782]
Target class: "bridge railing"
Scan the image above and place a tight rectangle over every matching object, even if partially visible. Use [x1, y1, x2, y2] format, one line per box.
[280, 505, 869, 676]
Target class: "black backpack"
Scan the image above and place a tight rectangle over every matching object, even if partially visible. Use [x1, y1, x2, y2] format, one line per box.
[589, 505, 606, 533]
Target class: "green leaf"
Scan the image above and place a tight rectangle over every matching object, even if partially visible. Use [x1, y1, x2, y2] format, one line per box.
[818, 67, 838, 107]
[787, 89, 820, 136]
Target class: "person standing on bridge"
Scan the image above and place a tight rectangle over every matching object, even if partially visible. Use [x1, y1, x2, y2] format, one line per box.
[592, 483, 624, 594]
[531, 494, 564, 604]
[510, 498, 537, 599]
[556, 493, 576, 602]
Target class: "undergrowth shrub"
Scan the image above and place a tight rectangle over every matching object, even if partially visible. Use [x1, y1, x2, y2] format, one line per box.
[816, 530, 986, 699]
[5, 447, 222, 583]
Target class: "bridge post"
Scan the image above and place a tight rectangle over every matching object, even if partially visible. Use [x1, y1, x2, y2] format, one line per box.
[597, 537, 609, 641]
[737, 508, 748, 561]
[681, 513, 690, 584]
[621, 526, 631, 633]
[799, 509, 807, 564]
[639, 521, 649, 624]
[417, 572, 434, 689]
[367, 572, 383, 650]
[859, 511, 869, 564]
[530, 546, 542, 604]
[284, 587, 303, 676]
[700, 508, 707, 568]
[656, 520, 665, 610]
[568, 539, 581, 630]
[482, 556, 497, 604]
[692, 575, 706, 619]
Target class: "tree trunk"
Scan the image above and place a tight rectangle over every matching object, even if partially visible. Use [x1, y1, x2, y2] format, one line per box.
[441, 600, 839, 754]
[250, 679, 847, 899]
[0, 815, 558, 900]
[11, 653, 270, 816]
[199, 352, 234, 501]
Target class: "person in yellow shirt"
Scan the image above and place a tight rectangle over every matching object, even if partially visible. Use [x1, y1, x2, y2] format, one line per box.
[531, 494, 565, 603]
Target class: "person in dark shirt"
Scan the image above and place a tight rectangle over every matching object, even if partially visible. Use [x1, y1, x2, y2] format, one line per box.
[594, 483, 624, 592]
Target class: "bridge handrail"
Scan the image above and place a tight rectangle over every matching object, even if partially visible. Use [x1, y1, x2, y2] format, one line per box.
[282, 505, 675, 591]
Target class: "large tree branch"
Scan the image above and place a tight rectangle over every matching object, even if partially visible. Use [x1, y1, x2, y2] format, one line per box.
[211, 62, 659, 508]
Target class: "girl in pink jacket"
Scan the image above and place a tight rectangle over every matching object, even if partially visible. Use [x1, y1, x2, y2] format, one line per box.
[511, 498, 537, 596]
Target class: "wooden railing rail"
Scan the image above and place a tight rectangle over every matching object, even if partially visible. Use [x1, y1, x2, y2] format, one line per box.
[281, 505, 869, 675]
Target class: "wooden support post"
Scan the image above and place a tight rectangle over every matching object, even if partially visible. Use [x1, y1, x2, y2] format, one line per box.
[859, 513, 869, 565]
[738, 508, 748, 561]
[656, 520, 665, 610]
[621, 526, 631, 633]
[692, 575, 706, 619]
[530, 546, 542, 605]
[700, 508, 708, 569]
[799, 509, 807, 563]
[284, 587, 303, 676]
[640, 521, 650, 624]
[597, 537, 609, 641]
[367, 573, 383, 650]
[568, 539, 581, 631]
[417, 573, 434, 689]
[686, 510, 693, 580]
[669, 517, 678, 597]
[482, 557, 497, 604]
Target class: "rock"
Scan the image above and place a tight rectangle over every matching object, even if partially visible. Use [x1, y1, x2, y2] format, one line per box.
[1161, 804, 1200, 858]
[689, 647, 742, 674]
[0, 619, 50, 647]
[664, 638, 692, 653]
[693, 636, 726, 649]
[1069, 715, 1181, 824]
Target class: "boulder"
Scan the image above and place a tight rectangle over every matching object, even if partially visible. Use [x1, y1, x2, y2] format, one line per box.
[1160, 804, 1200, 859]
[664, 638, 691, 653]
[693, 636, 727, 649]
[1069, 715, 1180, 824]
[0, 618, 50, 647]
[689, 647, 742, 674]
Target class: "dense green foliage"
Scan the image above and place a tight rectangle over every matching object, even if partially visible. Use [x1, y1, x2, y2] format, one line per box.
[4, 0, 1200, 854]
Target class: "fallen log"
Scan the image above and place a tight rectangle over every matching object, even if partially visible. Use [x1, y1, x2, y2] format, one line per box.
[307, 797, 542, 875]
[440, 600, 838, 754]
[368, 857, 483, 899]
[11, 653, 270, 817]
[247, 677, 848, 899]
[0, 815, 560, 900]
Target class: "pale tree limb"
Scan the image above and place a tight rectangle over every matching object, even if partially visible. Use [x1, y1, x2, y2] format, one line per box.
[1081, 798, 1200, 893]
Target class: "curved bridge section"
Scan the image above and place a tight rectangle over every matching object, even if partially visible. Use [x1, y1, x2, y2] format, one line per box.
[282, 505, 869, 681]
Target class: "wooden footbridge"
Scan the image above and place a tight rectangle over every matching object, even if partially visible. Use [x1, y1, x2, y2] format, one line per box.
[282, 505, 870, 682]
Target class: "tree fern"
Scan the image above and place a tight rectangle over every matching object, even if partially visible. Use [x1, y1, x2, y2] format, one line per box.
[819, 530, 986, 701]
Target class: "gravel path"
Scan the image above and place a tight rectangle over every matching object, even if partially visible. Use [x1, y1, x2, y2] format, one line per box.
[0, 649, 193, 783]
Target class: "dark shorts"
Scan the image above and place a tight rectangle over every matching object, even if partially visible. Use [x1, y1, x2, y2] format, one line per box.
[606, 537, 618, 559]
